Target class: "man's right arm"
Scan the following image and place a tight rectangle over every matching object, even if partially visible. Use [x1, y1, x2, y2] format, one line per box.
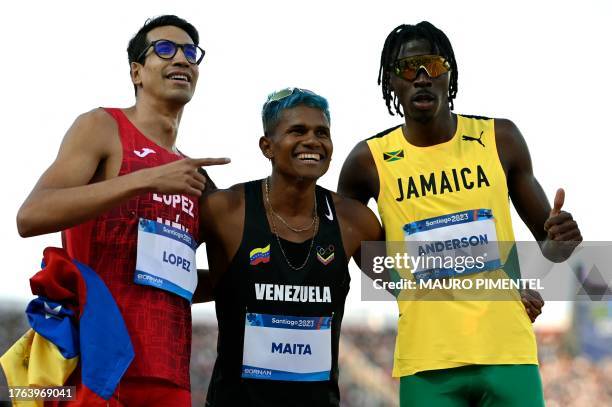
[337, 140, 379, 205]
[17, 109, 223, 237]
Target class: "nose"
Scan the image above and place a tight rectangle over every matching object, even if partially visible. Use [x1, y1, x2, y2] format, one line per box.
[302, 130, 321, 145]
[301, 129, 332, 155]
[413, 67, 432, 87]
[172, 47, 191, 67]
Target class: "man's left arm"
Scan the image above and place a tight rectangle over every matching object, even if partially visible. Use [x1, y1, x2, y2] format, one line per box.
[496, 118, 582, 262]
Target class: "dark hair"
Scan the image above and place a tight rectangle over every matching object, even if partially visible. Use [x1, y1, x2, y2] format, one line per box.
[378, 21, 458, 116]
[127, 15, 199, 95]
[262, 88, 330, 135]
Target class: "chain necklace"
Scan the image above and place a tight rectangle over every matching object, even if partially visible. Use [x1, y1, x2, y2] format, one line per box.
[265, 177, 317, 232]
[263, 178, 319, 271]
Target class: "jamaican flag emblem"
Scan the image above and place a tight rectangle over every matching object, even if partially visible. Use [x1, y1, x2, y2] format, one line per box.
[383, 149, 404, 162]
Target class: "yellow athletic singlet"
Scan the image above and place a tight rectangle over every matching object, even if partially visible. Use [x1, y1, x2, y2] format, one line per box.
[367, 114, 537, 378]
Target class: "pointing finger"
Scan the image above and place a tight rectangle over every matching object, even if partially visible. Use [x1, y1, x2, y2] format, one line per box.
[192, 157, 231, 167]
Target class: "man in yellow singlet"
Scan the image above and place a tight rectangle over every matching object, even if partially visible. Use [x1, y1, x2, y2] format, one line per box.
[338, 21, 582, 406]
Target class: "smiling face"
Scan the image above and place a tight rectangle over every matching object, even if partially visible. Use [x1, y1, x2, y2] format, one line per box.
[260, 105, 332, 181]
[130, 25, 199, 105]
[389, 38, 451, 123]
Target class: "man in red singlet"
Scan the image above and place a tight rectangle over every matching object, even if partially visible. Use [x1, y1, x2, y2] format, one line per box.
[16, 15, 228, 407]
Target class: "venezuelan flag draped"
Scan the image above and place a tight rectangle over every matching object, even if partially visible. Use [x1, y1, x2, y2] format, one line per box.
[0, 247, 134, 405]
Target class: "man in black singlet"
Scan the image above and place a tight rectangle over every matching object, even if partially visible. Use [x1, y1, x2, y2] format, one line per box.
[199, 88, 382, 406]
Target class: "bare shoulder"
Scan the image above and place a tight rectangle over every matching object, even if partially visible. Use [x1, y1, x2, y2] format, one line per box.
[71, 108, 117, 138]
[338, 139, 379, 204]
[341, 139, 375, 173]
[494, 117, 526, 149]
[199, 183, 246, 245]
[201, 183, 244, 215]
[331, 191, 381, 241]
[493, 117, 530, 169]
[332, 191, 368, 217]
[78, 107, 116, 126]
[29, 108, 120, 190]
[59, 108, 119, 158]
[347, 139, 373, 160]
[494, 115, 520, 135]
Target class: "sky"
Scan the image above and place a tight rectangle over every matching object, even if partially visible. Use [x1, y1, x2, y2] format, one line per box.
[1, 0, 610, 328]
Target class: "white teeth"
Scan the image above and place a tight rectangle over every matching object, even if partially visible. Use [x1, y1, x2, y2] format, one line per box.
[169, 74, 189, 82]
[297, 153, 320, 161]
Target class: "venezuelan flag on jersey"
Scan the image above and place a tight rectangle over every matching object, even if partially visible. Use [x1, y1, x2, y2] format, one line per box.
[0, 247, 134, 405]
[249, 244, 271, 265]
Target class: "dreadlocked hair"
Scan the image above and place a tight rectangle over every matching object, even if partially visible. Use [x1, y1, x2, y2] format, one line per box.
[378, 21, 458, 116]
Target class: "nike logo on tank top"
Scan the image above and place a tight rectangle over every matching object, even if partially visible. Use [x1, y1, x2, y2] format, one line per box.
[206, 180, 349, 407]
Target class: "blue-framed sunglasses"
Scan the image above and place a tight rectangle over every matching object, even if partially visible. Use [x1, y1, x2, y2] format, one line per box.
[137, 39, 205, 65]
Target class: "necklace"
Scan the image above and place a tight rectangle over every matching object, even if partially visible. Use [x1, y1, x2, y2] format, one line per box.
[263, 178, 318, 271]
[265, 177, 317, 232]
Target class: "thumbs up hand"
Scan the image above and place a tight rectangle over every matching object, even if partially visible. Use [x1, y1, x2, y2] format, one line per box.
[543, 188, 582, 258]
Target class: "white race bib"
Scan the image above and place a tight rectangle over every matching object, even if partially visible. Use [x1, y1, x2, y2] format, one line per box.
[134, 218, 197, 301]
[404, 209, 502, 280]
[242, 313, 332, 381]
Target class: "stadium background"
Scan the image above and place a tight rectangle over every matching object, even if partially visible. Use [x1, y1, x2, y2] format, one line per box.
[1, 1, 611, 405]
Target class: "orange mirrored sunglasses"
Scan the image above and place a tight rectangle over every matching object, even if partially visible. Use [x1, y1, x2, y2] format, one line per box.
[394, 55, 450, 81]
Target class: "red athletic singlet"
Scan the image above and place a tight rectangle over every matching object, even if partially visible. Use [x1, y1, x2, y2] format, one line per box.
[63, 108, 199, 389]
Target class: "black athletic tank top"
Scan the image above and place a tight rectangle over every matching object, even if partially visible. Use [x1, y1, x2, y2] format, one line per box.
[206, 180, 350, 406]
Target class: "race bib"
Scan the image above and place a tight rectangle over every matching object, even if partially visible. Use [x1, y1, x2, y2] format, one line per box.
[403, 209, 502, 280]
[242, 313, 332, 382]
[134, 218, 197, 302]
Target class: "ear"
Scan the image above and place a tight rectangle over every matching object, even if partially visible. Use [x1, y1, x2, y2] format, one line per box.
[259, 136, 273, 160]
[130, 62, 143, 87]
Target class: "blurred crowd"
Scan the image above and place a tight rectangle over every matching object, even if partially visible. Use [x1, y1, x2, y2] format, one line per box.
[190, 324, 612, 406]
[1, 310, 611, 406]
